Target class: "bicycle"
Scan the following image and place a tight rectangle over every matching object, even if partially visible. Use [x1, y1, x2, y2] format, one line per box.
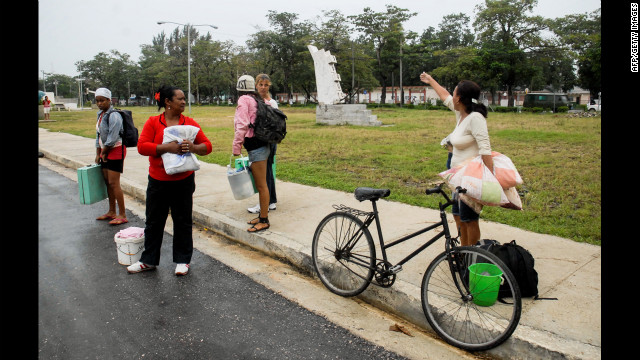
[311, 184, 522, 351]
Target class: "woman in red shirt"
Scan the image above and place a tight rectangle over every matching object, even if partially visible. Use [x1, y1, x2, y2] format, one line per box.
[127, 85, 212, 276]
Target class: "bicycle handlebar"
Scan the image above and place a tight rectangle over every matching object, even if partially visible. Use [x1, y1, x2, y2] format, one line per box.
[425, 184, 466, 196]
[425, 185, 466, 206]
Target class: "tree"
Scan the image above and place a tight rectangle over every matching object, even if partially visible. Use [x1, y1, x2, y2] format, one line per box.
[76, 50, 140, 104]
[548, 8, 601, 97]
[309, 10, 378, 103]
[473, 0, 549, 106]
[248, 11, 313, 100]
[436, 13, 475, 50]
[349, 4, 416, 104]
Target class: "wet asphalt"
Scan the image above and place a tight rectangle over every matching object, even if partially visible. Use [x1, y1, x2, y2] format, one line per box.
[38, 164, 407, 359]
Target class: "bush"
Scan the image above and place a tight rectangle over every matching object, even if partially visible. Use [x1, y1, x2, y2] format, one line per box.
[556, 106, 569, 113]
[494, 106, 517, 113]
[522, 107, 544, 113]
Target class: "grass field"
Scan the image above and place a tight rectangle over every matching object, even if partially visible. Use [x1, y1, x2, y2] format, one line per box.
[39, 104, 601, 245]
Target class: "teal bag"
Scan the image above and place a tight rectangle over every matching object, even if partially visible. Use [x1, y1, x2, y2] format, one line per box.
[234, 156, 276, 193]
[77, 164, 108, 205]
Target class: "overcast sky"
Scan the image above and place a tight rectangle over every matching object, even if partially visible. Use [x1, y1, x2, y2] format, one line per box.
[38, 0, 601, 77]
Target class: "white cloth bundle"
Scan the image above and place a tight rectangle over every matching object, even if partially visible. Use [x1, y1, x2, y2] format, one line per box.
[161, 125, 201, 175]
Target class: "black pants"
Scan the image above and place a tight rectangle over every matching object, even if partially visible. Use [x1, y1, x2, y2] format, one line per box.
[140, 174, 195, 266]
[266, 144, 277, 204]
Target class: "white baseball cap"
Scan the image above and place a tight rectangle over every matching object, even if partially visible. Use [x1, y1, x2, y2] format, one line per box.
[236, 75, 255, 92]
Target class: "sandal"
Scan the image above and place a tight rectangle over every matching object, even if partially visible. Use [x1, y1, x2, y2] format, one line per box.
[247, 217, 270, 232]
[247, 217, 260, 225]
[109, 218, 129, 225]
[96, 214, 116, 221]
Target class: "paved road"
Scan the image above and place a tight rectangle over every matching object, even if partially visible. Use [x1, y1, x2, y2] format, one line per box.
[38, 164, 407, 359]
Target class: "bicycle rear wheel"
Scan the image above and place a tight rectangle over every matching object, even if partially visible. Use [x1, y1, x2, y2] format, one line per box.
[421, 246, 521, 351]
[312, 212, 375, 297]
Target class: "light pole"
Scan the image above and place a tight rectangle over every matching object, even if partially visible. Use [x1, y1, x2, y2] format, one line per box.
[42, 71, 52, 92]
[157, 21, 218, 113]
[76, 78, 85, 109]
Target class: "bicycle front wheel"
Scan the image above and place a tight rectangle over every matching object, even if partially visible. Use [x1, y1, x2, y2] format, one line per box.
[421, 246, 522, 351]
[312, 212, 375, 297]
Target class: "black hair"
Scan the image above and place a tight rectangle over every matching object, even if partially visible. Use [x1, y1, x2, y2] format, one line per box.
[156, 85, 181, 111]
[456, 80, 488, 118]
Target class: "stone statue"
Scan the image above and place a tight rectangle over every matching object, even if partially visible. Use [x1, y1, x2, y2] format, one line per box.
[308, 44, 381, 126]
[307, 45, 345, 105]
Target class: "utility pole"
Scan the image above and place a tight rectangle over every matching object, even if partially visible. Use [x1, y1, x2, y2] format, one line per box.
[399, 43, 403, 108]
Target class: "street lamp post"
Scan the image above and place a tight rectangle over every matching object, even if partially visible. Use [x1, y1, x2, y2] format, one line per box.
[76, 78, 85, 110]
[157, 21, 218, 113]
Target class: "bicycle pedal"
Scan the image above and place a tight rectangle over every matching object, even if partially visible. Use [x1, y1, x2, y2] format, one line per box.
[389, 265, 403, 274]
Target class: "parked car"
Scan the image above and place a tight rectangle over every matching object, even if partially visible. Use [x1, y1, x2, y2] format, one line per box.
[523, 92, 571, 112]
[587, 99, 601, 112]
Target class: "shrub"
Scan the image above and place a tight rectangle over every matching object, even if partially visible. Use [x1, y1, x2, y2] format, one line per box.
[495, 106, 517, 113]
[556, 106, 569, 113]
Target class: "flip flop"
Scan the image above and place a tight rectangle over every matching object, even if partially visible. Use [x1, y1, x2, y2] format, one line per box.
[247, 223, 270, 233]
[97, 214, 116, 220]
[109, 218, 129, 225]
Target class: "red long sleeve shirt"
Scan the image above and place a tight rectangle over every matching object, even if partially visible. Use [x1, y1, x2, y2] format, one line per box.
[137, 113, 212, 181]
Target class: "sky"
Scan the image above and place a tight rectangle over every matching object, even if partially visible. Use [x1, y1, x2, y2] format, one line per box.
[38, 0, 601, 77]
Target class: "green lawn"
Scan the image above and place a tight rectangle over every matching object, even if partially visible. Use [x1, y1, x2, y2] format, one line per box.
[40, 105, 601, 245]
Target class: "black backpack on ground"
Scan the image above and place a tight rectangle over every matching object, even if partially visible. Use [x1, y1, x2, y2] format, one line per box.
[249, 95, 287, 144]
[105, 108, 139, 147]
[475, 239, 557, 300]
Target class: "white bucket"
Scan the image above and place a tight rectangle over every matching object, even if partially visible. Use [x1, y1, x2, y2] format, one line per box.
[114, 234, 145, 265]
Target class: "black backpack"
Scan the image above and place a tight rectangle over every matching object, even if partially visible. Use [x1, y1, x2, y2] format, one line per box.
[249, 96, 287, 144]
[105, 109, 139, 147]
[476, 239, 556, 300]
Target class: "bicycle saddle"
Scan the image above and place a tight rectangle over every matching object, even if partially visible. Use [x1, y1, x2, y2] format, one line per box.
[354, 187, 391, 202]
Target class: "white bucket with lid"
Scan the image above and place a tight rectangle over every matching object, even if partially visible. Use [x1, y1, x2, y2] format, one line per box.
[114, 227, 145, 265]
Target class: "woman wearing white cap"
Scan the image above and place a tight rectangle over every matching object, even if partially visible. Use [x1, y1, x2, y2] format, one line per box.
[94, 87, 128, 225]
[232, 75, 271, 232]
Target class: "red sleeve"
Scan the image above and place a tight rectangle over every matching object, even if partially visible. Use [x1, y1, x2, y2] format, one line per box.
[137, 116, 161, 156]
[183, 117, 212, 155]
[194, 124, 213, 155]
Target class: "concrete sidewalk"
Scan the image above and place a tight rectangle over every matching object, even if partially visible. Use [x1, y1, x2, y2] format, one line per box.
[39, 128, 601, 359]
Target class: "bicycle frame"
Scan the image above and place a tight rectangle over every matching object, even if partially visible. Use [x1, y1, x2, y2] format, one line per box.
[343, 189, 456, 272]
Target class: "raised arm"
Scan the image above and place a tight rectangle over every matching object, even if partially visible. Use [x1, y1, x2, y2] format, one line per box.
[420, 72, 450, 102]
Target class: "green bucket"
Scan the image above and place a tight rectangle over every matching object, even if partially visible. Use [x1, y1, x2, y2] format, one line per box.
[468, 263, 503, 306]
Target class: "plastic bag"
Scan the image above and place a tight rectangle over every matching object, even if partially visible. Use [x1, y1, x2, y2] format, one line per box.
[227, 156, 255, 200]
[439, 152, 523, 210]
[161, 125, 201, 175]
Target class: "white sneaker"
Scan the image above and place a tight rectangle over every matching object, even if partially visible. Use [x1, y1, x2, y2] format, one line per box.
[175, 263, 190, 276]
[247, 203, 277, 213]
[127, 261, 156, 274]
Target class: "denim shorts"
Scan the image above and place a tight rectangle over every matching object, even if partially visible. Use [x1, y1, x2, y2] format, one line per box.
[451, 194, 480, 222]
[247, 145, 270, 163]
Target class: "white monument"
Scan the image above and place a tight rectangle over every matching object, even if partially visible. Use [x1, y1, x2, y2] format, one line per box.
[308, 45, 381, 126]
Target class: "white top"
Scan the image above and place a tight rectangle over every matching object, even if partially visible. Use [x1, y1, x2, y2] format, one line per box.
[443, 95, 491, 168]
